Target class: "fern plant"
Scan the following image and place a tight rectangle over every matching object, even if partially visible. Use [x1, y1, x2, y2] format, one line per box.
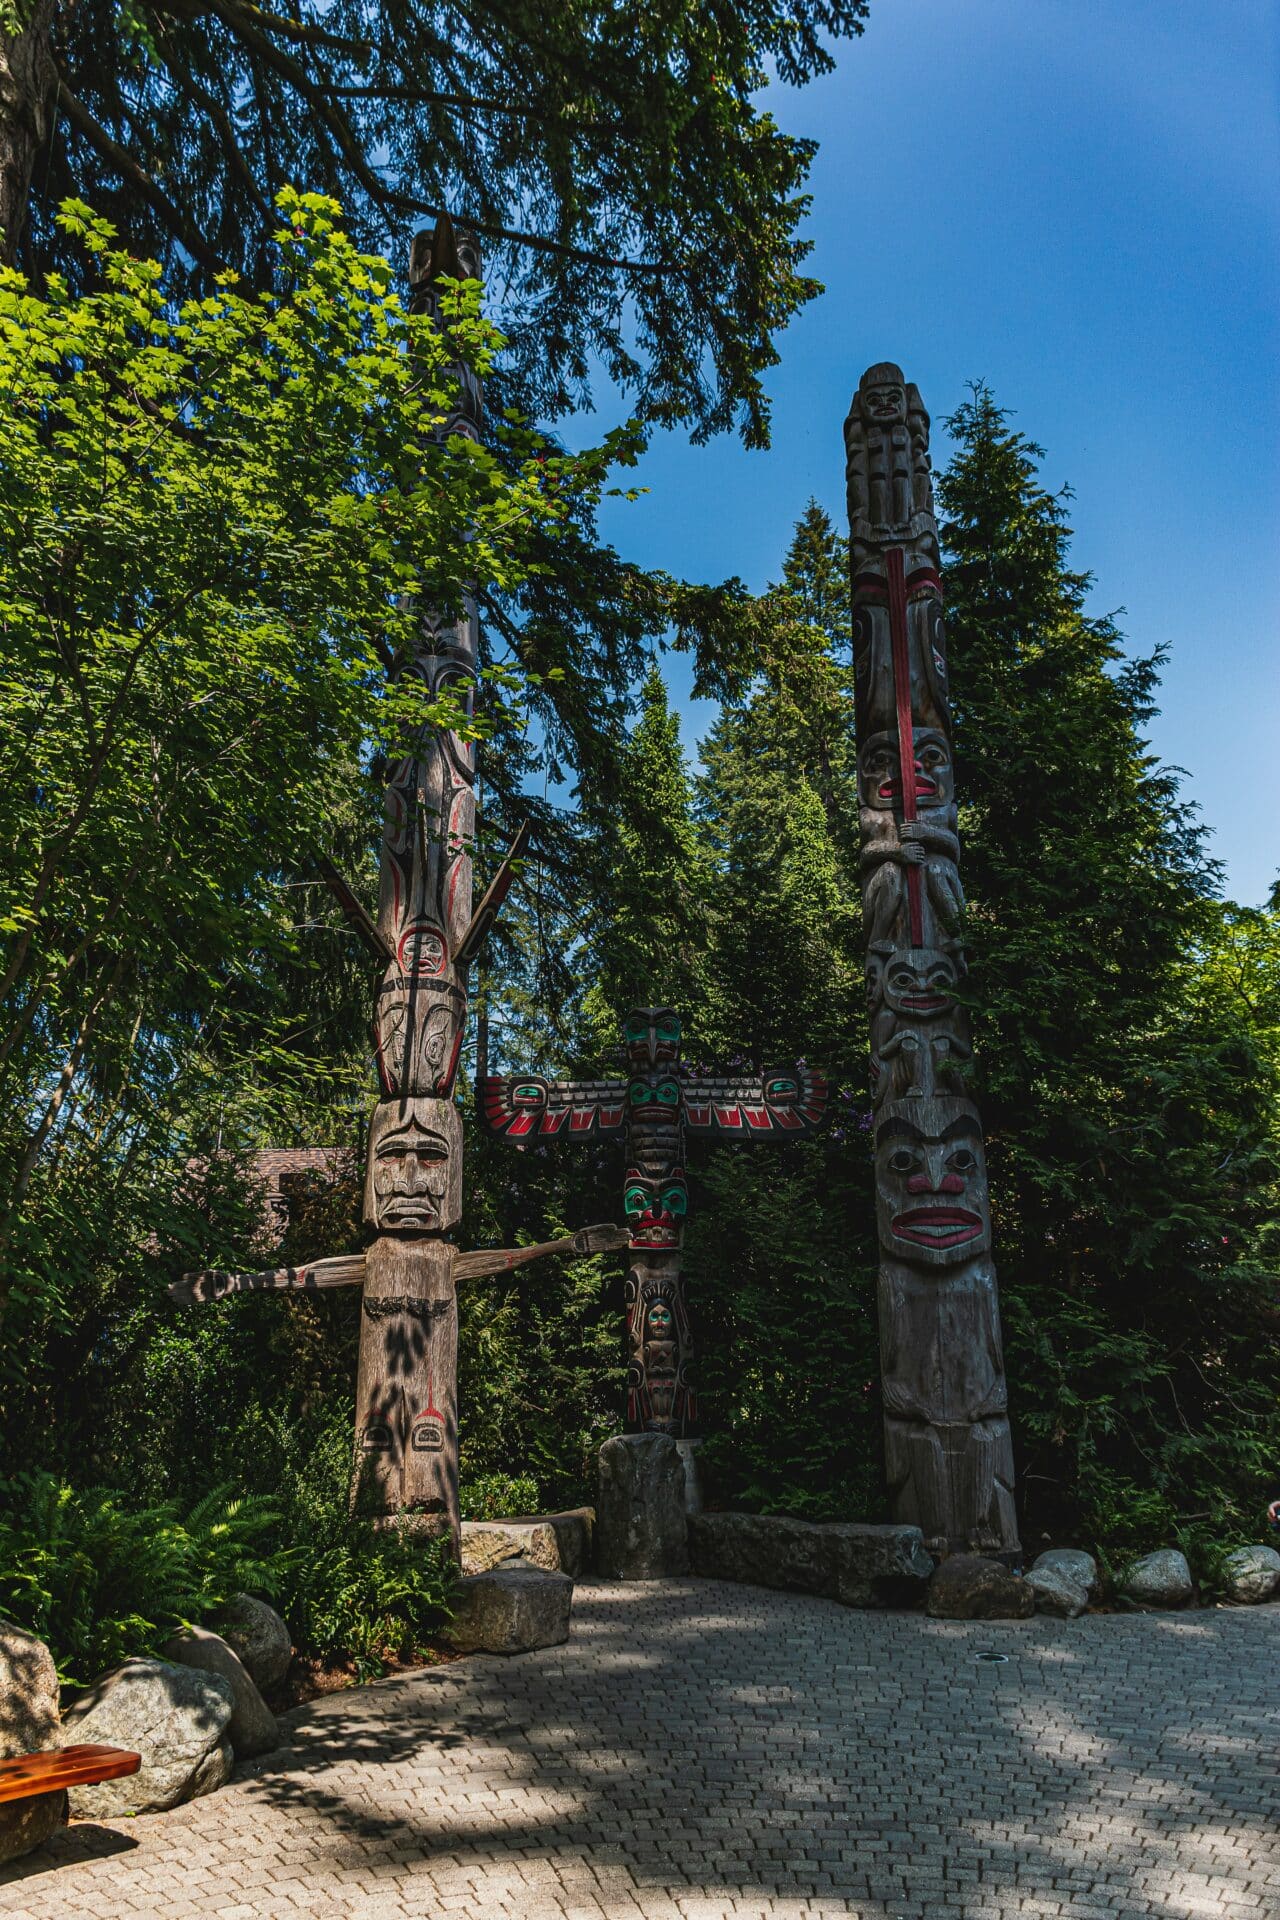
[0, 1474, 282, 1685]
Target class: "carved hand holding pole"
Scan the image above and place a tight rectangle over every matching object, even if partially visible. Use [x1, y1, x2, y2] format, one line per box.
[170, 220, 624, 1558]
[481, 1007, 828, 1441]
[845, 362, 1020, 1559]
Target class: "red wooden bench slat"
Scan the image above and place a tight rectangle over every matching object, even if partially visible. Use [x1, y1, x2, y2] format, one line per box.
[0, 1744, 141, 1805]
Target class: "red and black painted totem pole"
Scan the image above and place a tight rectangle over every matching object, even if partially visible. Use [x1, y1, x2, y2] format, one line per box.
[845, 362, 1020, 1559]
[481, 1009, 828, 1438]
[170, 221, 624, 1557]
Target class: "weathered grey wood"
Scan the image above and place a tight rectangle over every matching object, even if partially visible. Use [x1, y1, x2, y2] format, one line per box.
[480, 1010, 829, 1440]
[315, 855, 396, 969]
[452, 818, 532, 974]
[169, 1253, 365, 1306]
[353, 1235, 458, 1550]
[451, 1223, 628, 1285]
[845, 363, 1019, 1558]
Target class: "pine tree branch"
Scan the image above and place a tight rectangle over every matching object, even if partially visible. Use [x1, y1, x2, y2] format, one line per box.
[55, 77, 221, 270]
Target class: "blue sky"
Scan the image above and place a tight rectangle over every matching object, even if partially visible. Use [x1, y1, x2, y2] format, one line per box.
[583, 0, 1279, 906]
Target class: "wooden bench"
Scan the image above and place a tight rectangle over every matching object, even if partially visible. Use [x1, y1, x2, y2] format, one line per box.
[0, 1745, 140, 1805]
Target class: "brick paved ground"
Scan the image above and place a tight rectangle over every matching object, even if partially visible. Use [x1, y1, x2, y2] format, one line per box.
[2, 1579, 1276, 1919]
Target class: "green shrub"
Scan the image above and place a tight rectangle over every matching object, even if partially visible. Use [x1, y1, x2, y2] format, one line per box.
[459, 1471, 541, 1520]
[253, 1410, 456, 1670]
[0, 1474, 280, 1685]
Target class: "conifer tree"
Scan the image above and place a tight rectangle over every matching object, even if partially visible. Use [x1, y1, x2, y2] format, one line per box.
[938, 386, 1280, 1549]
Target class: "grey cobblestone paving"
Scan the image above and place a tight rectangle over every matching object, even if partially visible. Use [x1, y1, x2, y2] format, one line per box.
[1, 1579, 1276, 1919]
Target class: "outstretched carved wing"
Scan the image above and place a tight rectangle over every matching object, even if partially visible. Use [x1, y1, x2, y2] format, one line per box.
[680, 1067, 828, 1138]
[478, 1073, 629, 1144]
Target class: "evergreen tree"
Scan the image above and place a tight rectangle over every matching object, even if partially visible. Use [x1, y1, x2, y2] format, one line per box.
[938, 386, 1280, 1553]
[1, 1, 868, 447]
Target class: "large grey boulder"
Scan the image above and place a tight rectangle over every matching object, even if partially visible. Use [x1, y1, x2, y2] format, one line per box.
[926, 1554, 1034, 1620]
[163, 1626, 280, 1758]
[689, 1513, 933, 1608]
[460, 1510, 594, 1579]
[461, 1518, 561, 1575]
[62, 1659, 234, 1815]
[0, 1622, 65, 1866]
[215, 1593, 293, 1693]
[1221, 1545, 1280, 1605]
[596, 1433, 690, 1580]
[1119, 1548, 1194, 1610]
[442, 1566, 573, 1654]
[1031, 1548, 1099, 1601]
[1025, 1564, 1088, 1619]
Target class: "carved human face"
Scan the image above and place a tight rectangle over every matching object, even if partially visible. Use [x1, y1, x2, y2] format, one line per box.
[883, 949, 960, 1020]
[875, 1098, 990, 1267]
[364, 1097, 462, 1232]
[623, 1168, 688, 1250]
[858, 730, 953, 811]
[624, 1007, 682, 1070]
[863, 381, 907, 424]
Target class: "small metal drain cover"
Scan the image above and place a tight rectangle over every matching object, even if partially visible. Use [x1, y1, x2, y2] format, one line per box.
[975, 1651, 1009, 1664]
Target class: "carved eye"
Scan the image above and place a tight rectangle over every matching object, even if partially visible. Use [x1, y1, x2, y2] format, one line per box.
[662, 1185, 688, 1216]
[766, 1076, 798, 1103]
[629, 1080, 652, 1105]
[626, 1016, 648, 1041]
[512, 1082, 544, 1106]
[624, 1184, 648, 1216]
[656, 1016, 681, 1043]
[655, 1080, 680, 1107]
[888, 1149, 917, 1174]
[948, 1149, 978, 1174]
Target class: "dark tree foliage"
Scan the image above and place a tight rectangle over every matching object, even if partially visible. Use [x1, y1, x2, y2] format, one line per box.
[25, 0, 868, 443]
[938, 387, 1280, 1554]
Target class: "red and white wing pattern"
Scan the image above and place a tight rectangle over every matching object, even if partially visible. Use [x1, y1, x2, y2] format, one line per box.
[478, 1074, 629, 1144]
[680, 1067, 828, 1138]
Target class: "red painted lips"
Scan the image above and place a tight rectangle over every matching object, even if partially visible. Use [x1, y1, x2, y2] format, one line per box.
[891, 1206, 983, 1249]
[897, 992, 948, 1013]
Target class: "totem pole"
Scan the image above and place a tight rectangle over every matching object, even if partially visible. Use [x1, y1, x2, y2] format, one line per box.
[170, 221, 624, 1556]
[845, 362, 1019, 1559]
[481, 1008, 828, 1438]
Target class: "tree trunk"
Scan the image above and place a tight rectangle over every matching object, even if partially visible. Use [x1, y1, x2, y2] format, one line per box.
[0, 1, 57, 264]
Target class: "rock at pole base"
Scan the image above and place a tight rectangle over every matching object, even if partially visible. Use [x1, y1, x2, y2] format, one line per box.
[442, 1566, 573, 1654]
[596, 1433, 690, 1580]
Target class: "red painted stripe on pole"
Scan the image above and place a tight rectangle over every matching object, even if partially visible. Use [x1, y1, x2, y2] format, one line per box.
[886, 547, 923, 946]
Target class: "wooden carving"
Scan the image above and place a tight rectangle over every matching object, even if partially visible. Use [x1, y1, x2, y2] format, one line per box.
[170, 220, 623, 1558]
[845, 362, 1020, 1559]
[481, 1007, 828, 1439]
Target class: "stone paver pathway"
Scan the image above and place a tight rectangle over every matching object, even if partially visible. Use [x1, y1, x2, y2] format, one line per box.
[2, 1579, 1277, 1918]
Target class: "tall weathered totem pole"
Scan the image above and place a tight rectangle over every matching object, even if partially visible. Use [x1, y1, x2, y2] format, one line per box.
[481, 1009, 828, 1438]
[170, 221, 624, 1556]
[844, 362, 1019, 1559]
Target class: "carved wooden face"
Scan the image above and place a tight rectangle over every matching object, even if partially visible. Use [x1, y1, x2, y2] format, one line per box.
[623, 1167, 688, 1250]
[863, 381, 907, 424]
[875, 1098, 990, 1267]
[882, 949, 961, 1020]
[858, 730, 954, 811]
[624, 1006, 682, 1070]
[364, 1098, 462, 1233]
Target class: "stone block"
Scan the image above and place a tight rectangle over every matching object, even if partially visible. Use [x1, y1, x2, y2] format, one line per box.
[163, 1626, 280, 1758]
[688, 1512, 933, 1608]
[1031, 1547, 1099, 1600]
[215, 1593, 293, 1693]
[1025, 1565, 1088, 1618]
[62, 1658, 234, 1815]
[596, 1433, 690, 1580]
[1119, 1549, 1194, 1610]
[0, 1622, 65, 1866]
[926, 1554, 1034, 1620]
[1221, 1545, 1280, 1604]
[442, 1566, 574, 1654]
[459, 1509, 593, 1579]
